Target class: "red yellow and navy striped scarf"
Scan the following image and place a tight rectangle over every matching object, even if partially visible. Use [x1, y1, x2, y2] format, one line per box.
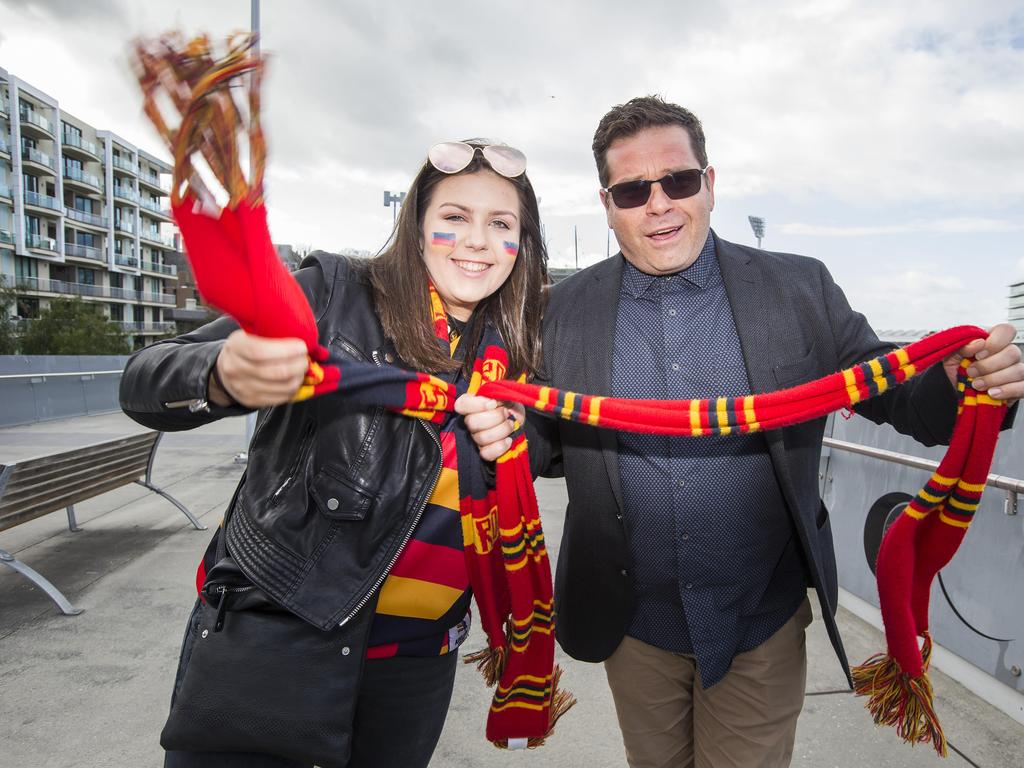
[137, 33, 1007, 755]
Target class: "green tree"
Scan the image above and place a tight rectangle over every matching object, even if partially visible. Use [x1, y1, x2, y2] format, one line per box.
[20, 297, 131, 355]
[0, 277, 18, 355]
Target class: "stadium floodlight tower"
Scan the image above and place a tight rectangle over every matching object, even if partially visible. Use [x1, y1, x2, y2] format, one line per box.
[384, 190, 406, 225]
[748, 215, 766, 249]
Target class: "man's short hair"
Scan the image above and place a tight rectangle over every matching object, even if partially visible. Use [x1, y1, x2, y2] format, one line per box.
[592, 96, 708, 187]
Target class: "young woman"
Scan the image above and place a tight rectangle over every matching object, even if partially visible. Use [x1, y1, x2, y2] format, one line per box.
[119, 140, 548, 768]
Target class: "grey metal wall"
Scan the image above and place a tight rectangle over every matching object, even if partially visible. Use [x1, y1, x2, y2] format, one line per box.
[823, 409, 1024, 694]
[0, 355, 130, 427]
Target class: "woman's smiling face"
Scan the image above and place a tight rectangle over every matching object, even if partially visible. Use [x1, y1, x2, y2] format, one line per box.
[420, 169, 521, 321]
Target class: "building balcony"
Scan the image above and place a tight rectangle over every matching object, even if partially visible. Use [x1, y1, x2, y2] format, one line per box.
[0, 96, 8, 117]
[138, 173, 169, 194]
[0, 135, 9, 155]
[141, 260, 178, 277]
[0, 182, 11, 200]
[62, 131, 100, 159]
[114, 253, 139, 269]
[64, 206, 109, 229]
[24, 190, 63, 214]
[1010, 283, 1024, 299]
[118, 321, 176, 334]
[22, 146, 57, 172]
[63, 165, 103, 192]
[64, 242, 106, 263]
[140, 292, 177, 306]
[111, 156, 139, 175]
[113, 186, 139, 204]
[138, 196, 173, 219]
[19, 107, 54, 137]
[0, 229, 14, 248]
[26, 233, 59, 253]
[116, 219, 136, 235]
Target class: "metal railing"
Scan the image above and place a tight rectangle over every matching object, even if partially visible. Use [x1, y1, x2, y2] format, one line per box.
[22, 146, 56, 170]
[0, 97, 7, 116]
[24, 190, 62, 212]
[63, 165, 103, 190]
[0, 229, 14, 246]
[111, 156, 138, 175]
[62, 131, 99, 156]
[0, 135, 8, 154]
[113, 186, 139, 203]
[14, 276, 169, 305]
[138, 173, 169, 193]
[19, 108, 54, 134]
[823, 436, 1022, 515]
[0, 183, 10, 199]
[64, 206, 108, 228]
[114, 253, 139, 269]
[138, 196, 171, 217]
[64, 242, 105, 262]
[140, 260, 178, 276]
[118, 321, 176, 333]
[26, 233, 58, 252]
[116, 219, 136, 235]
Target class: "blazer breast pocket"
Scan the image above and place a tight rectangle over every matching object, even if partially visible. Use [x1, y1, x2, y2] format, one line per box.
[772, 343, 819, 387]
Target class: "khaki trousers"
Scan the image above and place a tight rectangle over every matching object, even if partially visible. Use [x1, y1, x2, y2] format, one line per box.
[604, 598, 813, 768]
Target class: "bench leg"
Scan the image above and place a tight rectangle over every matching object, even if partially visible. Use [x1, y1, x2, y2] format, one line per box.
[134, 480, 207, 531]
[66, 504, 82, 532]
[0, 548, 84, 616]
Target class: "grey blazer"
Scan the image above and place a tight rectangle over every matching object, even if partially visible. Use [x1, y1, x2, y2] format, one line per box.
[526, 232, 963, 683]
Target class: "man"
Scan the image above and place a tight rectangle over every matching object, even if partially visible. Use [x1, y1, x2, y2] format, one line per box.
[457, 96, 1022, 767]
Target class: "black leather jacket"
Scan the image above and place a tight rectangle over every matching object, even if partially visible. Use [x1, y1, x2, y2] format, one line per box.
[120, 253, 443, 631]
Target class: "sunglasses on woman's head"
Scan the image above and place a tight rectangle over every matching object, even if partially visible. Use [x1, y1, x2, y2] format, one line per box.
[603, 166, 710, 209]
[427, 141, 527, 179]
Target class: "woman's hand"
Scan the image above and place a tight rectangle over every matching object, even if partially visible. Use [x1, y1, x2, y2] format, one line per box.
[209, 329, 310, 408]
[455, 394, 526, 461]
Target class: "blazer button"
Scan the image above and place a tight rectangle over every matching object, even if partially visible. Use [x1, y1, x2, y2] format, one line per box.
[327, 498, 340, 511]
[620, 569, 628, 577]
[341, 646, 351, 656]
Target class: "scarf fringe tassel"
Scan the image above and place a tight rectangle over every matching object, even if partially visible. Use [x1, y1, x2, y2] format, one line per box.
[493, 665, 578, 750]
[851, 634, 946, 757]
[462, 645, 507, 687]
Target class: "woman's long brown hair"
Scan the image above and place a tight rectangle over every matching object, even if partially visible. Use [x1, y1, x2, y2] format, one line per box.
[369, 149, 549, 379]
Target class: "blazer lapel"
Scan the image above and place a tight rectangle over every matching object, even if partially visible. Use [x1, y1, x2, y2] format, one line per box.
[580, 256, 626, 511]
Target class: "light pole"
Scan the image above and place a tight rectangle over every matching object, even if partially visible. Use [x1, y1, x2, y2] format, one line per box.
[748, 215, 766, 249]
[384, 190, 406, 225]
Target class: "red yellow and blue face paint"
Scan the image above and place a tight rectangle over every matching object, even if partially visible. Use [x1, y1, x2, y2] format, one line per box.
[431, 231, 456, 250]
[503, 240, 519, 257]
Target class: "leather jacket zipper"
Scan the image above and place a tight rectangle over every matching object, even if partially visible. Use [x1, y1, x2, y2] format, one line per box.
[338, 349, 443, 627]
[207, 584, 256, 632]
[268, 420, 316, 506]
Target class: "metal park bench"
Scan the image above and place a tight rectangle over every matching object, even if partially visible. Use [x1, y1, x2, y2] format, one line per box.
[0, 431, 206, 615]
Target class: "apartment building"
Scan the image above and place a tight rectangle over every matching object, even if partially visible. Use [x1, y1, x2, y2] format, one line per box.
[1010, 280, 1024, 335]
[0, 66, 179, 350]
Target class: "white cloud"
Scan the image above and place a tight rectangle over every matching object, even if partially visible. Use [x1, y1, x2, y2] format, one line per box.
[782, 218, 1024, 236]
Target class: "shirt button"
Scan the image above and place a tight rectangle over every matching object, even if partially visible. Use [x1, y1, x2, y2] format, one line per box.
[676, 479, 686, 488]
[671, 363, 680, 371]
[621, 569, 628, 577]
[667, 308, 677, 316]
[685, 583, 693, 590]
[681, 533, 690, 541]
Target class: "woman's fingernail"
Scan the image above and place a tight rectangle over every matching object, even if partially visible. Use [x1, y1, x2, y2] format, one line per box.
[989, 387, 1002, 397]
[967, 367, 978, 377]
[973, 378, 985, 389]
[976, 350, 989, 360]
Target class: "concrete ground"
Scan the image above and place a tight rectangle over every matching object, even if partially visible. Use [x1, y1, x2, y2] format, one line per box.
[0, 411, 1021, 767]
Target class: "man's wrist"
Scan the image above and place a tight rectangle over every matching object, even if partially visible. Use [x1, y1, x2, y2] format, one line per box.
[207, 363, 237, 407]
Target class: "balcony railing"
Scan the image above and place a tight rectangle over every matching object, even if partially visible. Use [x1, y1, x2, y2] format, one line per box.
[111, 156, 138, 175]
[141, 260, 178, 276]
[138, 196, 172, 217]
[0, 230, 14, 246]
[62, 131, 99, 157]
[64, 206, 108, 228]
[22, 146, 56, 170]
[19, 108, 54, 135]
[24, 191, 63, 213]
[65, 242, 106, 262]
[114, 253, 139, 269]
[63, 165, 103, 190]
[118, 321, 176, 333]
[141, 292, 177, 305]
[0, 97, 8, 116]
[113, 186, 139, 203]
[0, 135, 8, 154]
[139, 173, 170, 193]
[0, 183, 10, 199]
[26, 233, 59, 252]
[116, 219, 136, 235]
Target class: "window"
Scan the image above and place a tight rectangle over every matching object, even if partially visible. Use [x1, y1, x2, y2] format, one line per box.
[109, 272, 123, 289]
[75, 232, 96, 247]
[133, 304, 145, 322]
[64, 157, 83, 175]
[17, 297, 40, 318]
[109, 303, 123, 321]
[74, 196, 94, 213]
[64, 123, 82, 142]
[15, 256, 38, 280]
[24, 216, 40, 236]
[22, 173, 38, 193]
[77, 268, 96, 285]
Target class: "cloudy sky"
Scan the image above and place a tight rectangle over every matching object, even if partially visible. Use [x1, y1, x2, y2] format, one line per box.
[2, 0, 1022, 330]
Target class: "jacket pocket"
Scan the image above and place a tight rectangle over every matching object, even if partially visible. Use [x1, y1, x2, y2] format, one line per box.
[773, 342, 818, 387]
[310, 466, 377, 521]
[268, 420, 317, 507]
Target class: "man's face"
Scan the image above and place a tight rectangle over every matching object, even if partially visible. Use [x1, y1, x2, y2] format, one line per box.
[600, 124, 715, 275]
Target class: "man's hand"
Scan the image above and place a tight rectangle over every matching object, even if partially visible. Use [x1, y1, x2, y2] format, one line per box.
[455, 394, 526, 461]
[209, 329, 310, 408]
[942, 323, 1023, 404]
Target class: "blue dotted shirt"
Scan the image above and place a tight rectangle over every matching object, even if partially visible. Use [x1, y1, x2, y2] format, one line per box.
[611, 232, 807, 687]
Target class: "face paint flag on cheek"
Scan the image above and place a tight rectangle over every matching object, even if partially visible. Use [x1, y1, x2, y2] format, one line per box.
[503, 240, 519, 257]
[431, 231, 456, 251]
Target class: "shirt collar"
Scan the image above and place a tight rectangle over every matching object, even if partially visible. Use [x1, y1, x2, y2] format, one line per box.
[619, 230, 717, 299]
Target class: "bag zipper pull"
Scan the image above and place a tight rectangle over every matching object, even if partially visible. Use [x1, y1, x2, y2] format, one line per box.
[214, 586, 228, 632]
